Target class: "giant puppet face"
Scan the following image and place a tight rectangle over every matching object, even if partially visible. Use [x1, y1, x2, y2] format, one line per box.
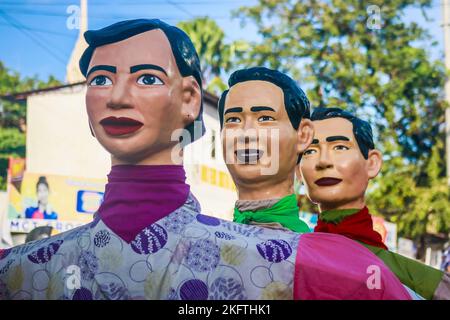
[221, 80, 313, 198]
[85, 29, 201, 165]
[298, 117, 382, 211]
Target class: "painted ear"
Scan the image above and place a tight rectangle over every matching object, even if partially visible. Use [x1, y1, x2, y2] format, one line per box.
[367, 149, 383, 179]
[88, 120, 96, 138]
[181, 76, 201, 127]
[297, 118, 314, 153]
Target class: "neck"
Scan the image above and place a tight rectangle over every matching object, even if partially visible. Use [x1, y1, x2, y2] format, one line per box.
[111, 146, 183, 166]
[318, 197, 366, 213]
[236, 177, 294, 201]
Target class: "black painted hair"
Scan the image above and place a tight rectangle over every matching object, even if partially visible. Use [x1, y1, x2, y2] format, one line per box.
[25, 226, 53, 243]
[310, 107, 375, 159]
[218, 67, 310, 130]
[79, 18, 205, 144]
[36, 176, 49, 190]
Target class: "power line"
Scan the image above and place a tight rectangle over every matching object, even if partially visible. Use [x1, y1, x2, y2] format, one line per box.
[167, 0, 195, 18]
[2, 12, 69, 58]
[0, 22, 76, 38]
[0, 0, 250, 6]
[0, 10, 67, 66]
[0, 8, 230, 20]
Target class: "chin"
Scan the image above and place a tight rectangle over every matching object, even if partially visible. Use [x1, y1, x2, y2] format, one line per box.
[101, 134, 159, 155]
[232, 165, 275, 184]
[107, 144, 159, 163]
[310, 193, 346, 206]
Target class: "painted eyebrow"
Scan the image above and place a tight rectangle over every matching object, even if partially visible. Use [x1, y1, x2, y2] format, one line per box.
[250, 106, 275, 112]
[224, 107, 243, 115]
[86, 65, 116, 77]
[130, 64, 168, 76]
[311, 139, 319, 145]
[326, 135, 350, 142]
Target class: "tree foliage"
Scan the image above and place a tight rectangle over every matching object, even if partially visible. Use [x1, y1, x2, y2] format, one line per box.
[177, 17, 248, 95]
[234, 0, 449, 239]
[0, 61, 61, 190]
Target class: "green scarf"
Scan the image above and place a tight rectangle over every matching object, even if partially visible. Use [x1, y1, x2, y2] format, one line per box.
[233, 194, 310, 233]
[319, 208, 360, 224]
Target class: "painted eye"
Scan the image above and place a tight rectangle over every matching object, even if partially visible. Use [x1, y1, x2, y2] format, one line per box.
[89, 75, 112, 86]
[303, 149, 317, 155]
[258, 115, 275, 122]
[225, 117, 241, 123]
[137, 74, 164, 85]
[334, 145, 349, 151]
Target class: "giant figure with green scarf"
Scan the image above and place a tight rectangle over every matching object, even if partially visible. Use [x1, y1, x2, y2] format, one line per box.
[297, 107, 450, 300]
[218, 67, 313, 233]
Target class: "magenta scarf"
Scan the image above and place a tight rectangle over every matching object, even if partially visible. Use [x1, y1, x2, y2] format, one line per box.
[97, 165, 190, 243]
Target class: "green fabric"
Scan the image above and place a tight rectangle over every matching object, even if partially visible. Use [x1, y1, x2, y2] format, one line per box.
[362, 243, 444, 300]
[233, 194, 310, 233]
[319, 208, 360, 224]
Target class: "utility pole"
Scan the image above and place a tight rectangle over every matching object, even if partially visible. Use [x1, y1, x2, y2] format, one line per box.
[443, 0, 450, 186]
[66, 0, 88, 84]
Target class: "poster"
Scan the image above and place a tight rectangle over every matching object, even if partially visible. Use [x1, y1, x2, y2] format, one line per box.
[7, 170, 106, 233]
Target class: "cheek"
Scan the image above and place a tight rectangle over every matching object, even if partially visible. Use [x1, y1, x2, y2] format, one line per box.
[299, 162, 315, 184]
[222, 129, 240, 150]
[266, 128, 295, 153]
[86, 91, 107, 119]
[335, 156, 369, 185]
[138, 90, 178, 121]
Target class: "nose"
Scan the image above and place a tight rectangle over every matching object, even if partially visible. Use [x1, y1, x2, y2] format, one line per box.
[242, 119, 258, 144]
[106, 78, 133, 109]
[315, 149, 333, 170]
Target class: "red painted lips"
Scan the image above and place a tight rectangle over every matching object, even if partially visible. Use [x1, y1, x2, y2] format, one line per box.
[100, 117, 143, 136]
[315, 177, 342, 186]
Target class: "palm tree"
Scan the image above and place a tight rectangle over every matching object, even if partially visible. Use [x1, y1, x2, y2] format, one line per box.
[177, 17, 248, 94]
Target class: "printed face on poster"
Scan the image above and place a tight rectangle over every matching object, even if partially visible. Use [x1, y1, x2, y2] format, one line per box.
[8, 171, 106, 233]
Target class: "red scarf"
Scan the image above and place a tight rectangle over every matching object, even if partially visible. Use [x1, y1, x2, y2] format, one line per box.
[314, 206, 388, 250]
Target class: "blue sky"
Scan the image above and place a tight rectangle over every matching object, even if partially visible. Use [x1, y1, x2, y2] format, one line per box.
[0, 0, 445, 83]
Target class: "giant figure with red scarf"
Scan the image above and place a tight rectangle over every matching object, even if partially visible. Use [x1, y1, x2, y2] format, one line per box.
[0, 20, 410, 300]
[298, 107, 450, 300]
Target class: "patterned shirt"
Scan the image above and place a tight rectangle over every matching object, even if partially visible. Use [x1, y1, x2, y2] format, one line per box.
[0, 193, 410, 300]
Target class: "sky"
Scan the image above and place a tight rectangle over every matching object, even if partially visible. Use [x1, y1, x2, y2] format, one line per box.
[0, 0, 445, 83]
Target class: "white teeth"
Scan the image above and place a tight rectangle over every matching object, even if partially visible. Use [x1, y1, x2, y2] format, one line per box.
[235, 149, 263, 164]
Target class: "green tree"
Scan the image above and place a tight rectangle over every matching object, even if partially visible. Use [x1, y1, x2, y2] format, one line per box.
[0, 61, 61, 190]
[234, 0, 449, 239]
[177, 17, 248, 95]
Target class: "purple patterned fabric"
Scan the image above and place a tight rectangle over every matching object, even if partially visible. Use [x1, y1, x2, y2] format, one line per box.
[186, 239, 220, 272]
[97, 165, 190, 243]
[0, 192, 413, 300]
[209, 277, 246, 300]
[256, 239, 292, 263]
[130, 224, 168, 255]
[180, 279, 209, 300]
[27, 240, 63, 264]
[72, 287, 93, 300]
[196, 214, 221, 226]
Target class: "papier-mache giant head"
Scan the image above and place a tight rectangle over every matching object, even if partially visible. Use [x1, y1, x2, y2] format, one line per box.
[79, 19, 205, 165]
[298, 107, 383, 211]
[218, 67, 313, 196]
